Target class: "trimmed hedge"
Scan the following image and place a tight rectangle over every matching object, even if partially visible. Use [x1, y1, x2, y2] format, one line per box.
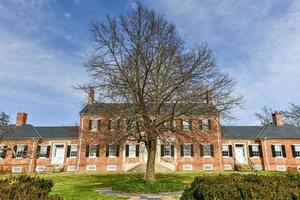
[0, 175, 61, 200]
[181, 173, 300, 200]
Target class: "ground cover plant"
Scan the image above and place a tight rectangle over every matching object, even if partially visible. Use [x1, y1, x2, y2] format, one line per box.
[181, 173, 300, 200]
[0, 175, 61, 200]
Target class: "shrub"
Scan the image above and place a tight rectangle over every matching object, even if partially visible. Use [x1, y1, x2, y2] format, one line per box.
[181, 173, 300, 200]
[0, 175, 61, 200]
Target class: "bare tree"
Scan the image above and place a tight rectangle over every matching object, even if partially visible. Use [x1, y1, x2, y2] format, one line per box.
[80, 3, 242, 183]
[255, 106, 274, 126]
[283, 103, 300, 127]
[0, 111, 9, 140]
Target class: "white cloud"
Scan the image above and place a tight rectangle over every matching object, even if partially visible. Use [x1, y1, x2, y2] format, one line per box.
[64, 12, 71, 18]
[144, 0, 300, 125]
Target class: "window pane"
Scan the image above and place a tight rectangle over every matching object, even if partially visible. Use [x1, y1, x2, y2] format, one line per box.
[70, 145, 77, 157]
[252, 145, 259, 151]
[109, 145, 117, 157]
[295, 145, 300, 152]
[182, 120, 190, 131]
[91, 120, 98, 130]
[183, 145, 191, 156]
[203, 144, 211, 156]
[40, 146, 47, 157]
[275, 145, 281, 151]
[164, 144, 171, 156]
[128, 144, 136, 157]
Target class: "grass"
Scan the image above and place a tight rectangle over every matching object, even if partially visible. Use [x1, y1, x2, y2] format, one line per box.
[0, 171, 293, 200]
[37, 172, 200, 200]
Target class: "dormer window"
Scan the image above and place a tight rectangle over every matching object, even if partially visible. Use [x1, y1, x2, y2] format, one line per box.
[199, 119, 211, 132]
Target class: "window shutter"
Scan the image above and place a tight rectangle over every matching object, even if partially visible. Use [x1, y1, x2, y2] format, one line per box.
[97, 120, 101, 130]
[200, 144, 204, 157]
[136, 144, 139, 157]
[161, 145, 164, 157]
[229, 145, 233, 157]
[1, 146, 7, 159]
[125, 145, 129, 157]
[180, 120, 183, 131]
[180, 145, 184, 157]
[259, 145, 263, 157]
[46, 146, 51, 158]
[191, 144, 194, 157]
[36, 146, 41, 158]
[116, 145, 120, 157]
[23, 145, 28, 158]
[67, 145, 71, 158]
[108, 119, 111, 130]
[282, 145, 286, 157]
[199, 120, 203, 130]
[189, 120, 192, 131]
[12, 146, 17, 158]
[292, 145, 296, 157]
[86, 145, 89, 157]
[271, 145, 275, 157]
[96, 145, 100, 157]
[208, 119, 212, 130]
[171, 144, 175, 157]
[106, 145, 109, 157]
[210, 144, 214, 157]
[88, 120, 92, 130]
[249, 145, 253, 157]
[170, 120, 174, 131]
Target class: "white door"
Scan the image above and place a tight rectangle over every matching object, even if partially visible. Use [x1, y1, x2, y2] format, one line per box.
[51, 144, 65, 165]
[235, 144, 246, 164]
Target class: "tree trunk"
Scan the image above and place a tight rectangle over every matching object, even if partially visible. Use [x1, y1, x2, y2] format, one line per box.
[145, 138, 157, 183]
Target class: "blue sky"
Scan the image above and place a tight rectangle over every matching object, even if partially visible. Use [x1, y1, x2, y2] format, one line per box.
[0, 0, 300, 126]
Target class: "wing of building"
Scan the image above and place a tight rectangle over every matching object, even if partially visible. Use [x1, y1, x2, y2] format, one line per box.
[1, 91, 300, 173]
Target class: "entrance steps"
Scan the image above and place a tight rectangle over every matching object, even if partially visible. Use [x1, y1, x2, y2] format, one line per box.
[235, 164, 252, 172]
[128, 164, 173, 173]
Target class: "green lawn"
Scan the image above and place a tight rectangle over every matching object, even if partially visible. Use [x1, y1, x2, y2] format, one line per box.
[38, 172, 200, 200]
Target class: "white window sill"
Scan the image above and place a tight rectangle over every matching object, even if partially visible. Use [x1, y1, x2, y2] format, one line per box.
[275, 156, 285, 159]
[183, 155, 192, 157]
[203, 156, 212, 158]
[68, 157, 77, 159]
[250, 156, 261, 159]
[38, 157, 48, 159]
[15, 157, 24, 160]
[222, 156, 231, 158]
[128, 156, 137, 158]
[163, 155, 172, 158]
[88, 156, 97, 158]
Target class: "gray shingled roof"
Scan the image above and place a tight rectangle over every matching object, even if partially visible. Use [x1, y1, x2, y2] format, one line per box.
[1, 124, 40, 140]
[221, 126, 264, 139]
[80, 103, 218, 115]
[258, 124, 300, 139]
[35, 126, 78, 139]
[0, 125, 78, 140]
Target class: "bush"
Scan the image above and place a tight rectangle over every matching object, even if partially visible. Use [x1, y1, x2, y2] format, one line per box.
[0, 175, 61, 200]
[181, 173, 300, 200]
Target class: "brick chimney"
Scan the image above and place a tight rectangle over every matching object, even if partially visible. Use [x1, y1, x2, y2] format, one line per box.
[206, 90, 213, 104]
[272, 112, 283, 126]
[16, 112, 27, 126]
[88, 88, 94, 104]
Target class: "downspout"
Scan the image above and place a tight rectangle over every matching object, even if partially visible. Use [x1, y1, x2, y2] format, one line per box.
[216, 115, 223, 171]
[29, 126, 43, 173]
[256, 125, 269, 171]
[77, 117, 83, 172]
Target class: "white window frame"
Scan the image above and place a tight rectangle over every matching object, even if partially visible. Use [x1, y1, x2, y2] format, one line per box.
[276, 165, 287, 171]
[128, 144, 136, 158]
[222, 144, 230, 157]
[223, 164, 232, 171]
[183, 144, 192, 157]
[12, 166, 23, 173]
[67, 165, 76, 172]
[164, 144, 172, 157]
[202, 143, 211, 157]
[110, 118, 118, 131]
[69, 145, 78, 158]
[108, 145, 117, 157]
[183, 164, 193, 171]
[86, 165, 97, 171]
[16, 144, 26, 158]
[89, 144, 97, 158]
[250, 144, 260, 157]
[107, 164, 117, 171]
[182, 120, 191, 132]
[36, 166, 46, 172]
[39, 145, 48, 158]
[274, 144, 283, 158]
[294, 144, 300, 158]
[201, 119, 210, 132]
[90, 119, 99, 131]
[203, 164, 213, 171]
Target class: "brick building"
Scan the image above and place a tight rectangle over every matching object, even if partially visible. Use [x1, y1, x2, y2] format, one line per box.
[1, 92, 300, 173]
